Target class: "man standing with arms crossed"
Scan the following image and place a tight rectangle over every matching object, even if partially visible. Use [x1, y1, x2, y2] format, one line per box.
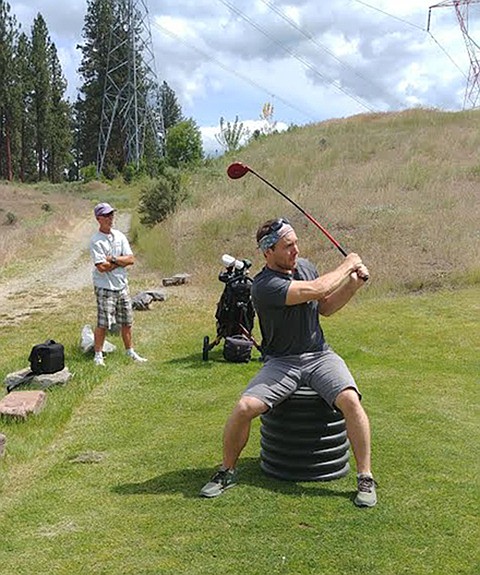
[200, 217, 376, 507]
[90, 202, 147, 366]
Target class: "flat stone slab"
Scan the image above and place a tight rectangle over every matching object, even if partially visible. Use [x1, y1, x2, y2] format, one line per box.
[0, 391, 46, 419]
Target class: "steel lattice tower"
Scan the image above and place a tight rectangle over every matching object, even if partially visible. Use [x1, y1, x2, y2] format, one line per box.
[97, 0, 164, 174]
[428, 0, 480, 108]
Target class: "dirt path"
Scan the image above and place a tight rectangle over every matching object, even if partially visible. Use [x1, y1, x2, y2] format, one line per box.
[0, 213, 131, 327]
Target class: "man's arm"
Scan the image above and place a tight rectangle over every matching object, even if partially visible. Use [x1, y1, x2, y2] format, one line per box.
[95, 254, 134, 273]
[318, 265, 369, 316]
[285, 253, 363, 306]
[106, 254, 134, 267]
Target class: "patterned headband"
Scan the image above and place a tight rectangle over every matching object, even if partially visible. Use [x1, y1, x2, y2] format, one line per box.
[258, 223, 294, 252]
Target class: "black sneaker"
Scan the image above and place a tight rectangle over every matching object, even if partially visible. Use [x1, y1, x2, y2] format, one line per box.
[199, 467, 237, 498]
[354, 474, 377, 507]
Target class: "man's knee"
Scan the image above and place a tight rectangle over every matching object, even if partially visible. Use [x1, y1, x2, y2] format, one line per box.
[334, 387, 363, 414]
[233, 395, 268, 420]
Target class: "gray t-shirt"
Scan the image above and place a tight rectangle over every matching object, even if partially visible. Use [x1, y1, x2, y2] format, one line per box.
[90, 229, 133, 291]
[251, 258, 326, 357]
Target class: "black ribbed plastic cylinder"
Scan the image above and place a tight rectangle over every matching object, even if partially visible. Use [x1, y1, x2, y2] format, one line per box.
[260, 386, 350, 481]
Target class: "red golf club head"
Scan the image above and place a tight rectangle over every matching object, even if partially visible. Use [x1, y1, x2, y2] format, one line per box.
[227, 162, 250, 180]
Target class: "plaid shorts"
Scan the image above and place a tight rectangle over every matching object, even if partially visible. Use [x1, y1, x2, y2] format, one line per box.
[95, 287, 133, 329]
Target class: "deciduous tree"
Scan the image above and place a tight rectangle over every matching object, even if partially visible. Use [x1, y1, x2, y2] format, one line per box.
[215, 116, 250, 153]
[165, 118, 203, 168]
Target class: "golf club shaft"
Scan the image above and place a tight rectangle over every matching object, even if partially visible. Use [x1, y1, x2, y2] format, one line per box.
[248, 168, 349, 257]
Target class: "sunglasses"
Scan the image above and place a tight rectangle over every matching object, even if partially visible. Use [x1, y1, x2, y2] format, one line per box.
[266, 217, 290, 234]
[99, 212, 114, 218]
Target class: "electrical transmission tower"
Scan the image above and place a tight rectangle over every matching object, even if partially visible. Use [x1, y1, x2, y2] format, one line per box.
[428, 0, 480, 108]
[97, 0, 164, 174]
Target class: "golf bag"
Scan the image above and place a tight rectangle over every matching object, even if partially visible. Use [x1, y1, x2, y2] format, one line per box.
[202, 254, 260, 361]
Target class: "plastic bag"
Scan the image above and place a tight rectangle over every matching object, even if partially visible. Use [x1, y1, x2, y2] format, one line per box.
[80, 325, 116, 354]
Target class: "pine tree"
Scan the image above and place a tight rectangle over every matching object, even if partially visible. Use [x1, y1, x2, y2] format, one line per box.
[76, 0, 115, 170]
[16, 32, 36, 181]
[31, 14, 51, 180]
[47, 44, 72, 182]
[0, 0, 19, 180]
[160, 81, 183, 130]
[77, 0, 166, 178]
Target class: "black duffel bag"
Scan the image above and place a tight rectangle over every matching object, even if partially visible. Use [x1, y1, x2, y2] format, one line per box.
[223, 335, 253, 363]
[28, 339, 65, 375]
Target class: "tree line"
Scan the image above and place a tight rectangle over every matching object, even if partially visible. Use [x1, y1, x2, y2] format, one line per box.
[0, 0, 202, 184]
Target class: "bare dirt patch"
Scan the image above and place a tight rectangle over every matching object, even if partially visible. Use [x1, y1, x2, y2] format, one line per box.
[0, 206, 131, 327]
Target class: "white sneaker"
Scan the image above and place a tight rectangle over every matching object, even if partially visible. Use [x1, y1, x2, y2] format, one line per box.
[126, 350, 148, 363]
[94, 354, 105, 367]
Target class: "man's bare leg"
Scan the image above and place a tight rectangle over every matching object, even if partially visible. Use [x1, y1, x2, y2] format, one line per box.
[222, 396, 268, 469]
[335, 387, 377, 507]
[200, 396, 268, 497]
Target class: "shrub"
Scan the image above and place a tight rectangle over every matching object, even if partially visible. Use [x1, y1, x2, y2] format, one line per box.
[80, 163, 98, 183]
[5, 211, 17, 225]
[137, 170, 185, 227]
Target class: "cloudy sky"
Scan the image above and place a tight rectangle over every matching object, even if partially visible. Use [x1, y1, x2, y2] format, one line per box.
[11, 0, 480, 153]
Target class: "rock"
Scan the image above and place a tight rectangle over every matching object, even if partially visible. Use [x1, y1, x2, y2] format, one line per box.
[145, 289, 167, 302]
[162, 273, 191, 287]
[0, 391, 46, 419]
[4, 368, 34, 392]
[4, 367, 73, 392]
[31, 368, 73, 389]
[132, 292, 154, 310]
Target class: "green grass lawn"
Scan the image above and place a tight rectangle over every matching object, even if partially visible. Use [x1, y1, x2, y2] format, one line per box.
[0, 286, 478, 574]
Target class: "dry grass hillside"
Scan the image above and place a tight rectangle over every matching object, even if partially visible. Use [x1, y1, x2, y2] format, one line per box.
[0, 182, 92, 271]
[1, 108, 479, 300]
[149, 108, 480, 296]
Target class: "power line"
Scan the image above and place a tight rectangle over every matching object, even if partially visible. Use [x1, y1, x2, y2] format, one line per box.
[351, 1, 468, 87]
[259, 0, 405, 108]
[428, 1, 480, 107]
[151, 21, 318, 123]
[427, 32, 468, 80]
[350, 0, 426, 31]
[216, 0, 378, 113]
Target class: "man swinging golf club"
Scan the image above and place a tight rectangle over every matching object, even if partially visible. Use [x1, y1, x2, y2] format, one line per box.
[200, 217, 377, 507]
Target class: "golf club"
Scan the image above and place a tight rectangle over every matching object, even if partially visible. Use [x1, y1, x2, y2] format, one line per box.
[228, 162, 368, 278]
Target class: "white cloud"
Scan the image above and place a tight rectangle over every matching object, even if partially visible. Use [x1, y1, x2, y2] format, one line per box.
[11, 0, 475, 143]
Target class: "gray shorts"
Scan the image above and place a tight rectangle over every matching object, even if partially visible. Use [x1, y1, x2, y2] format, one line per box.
[242, 347, 360, 409]
[95, 287, 133, 329]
